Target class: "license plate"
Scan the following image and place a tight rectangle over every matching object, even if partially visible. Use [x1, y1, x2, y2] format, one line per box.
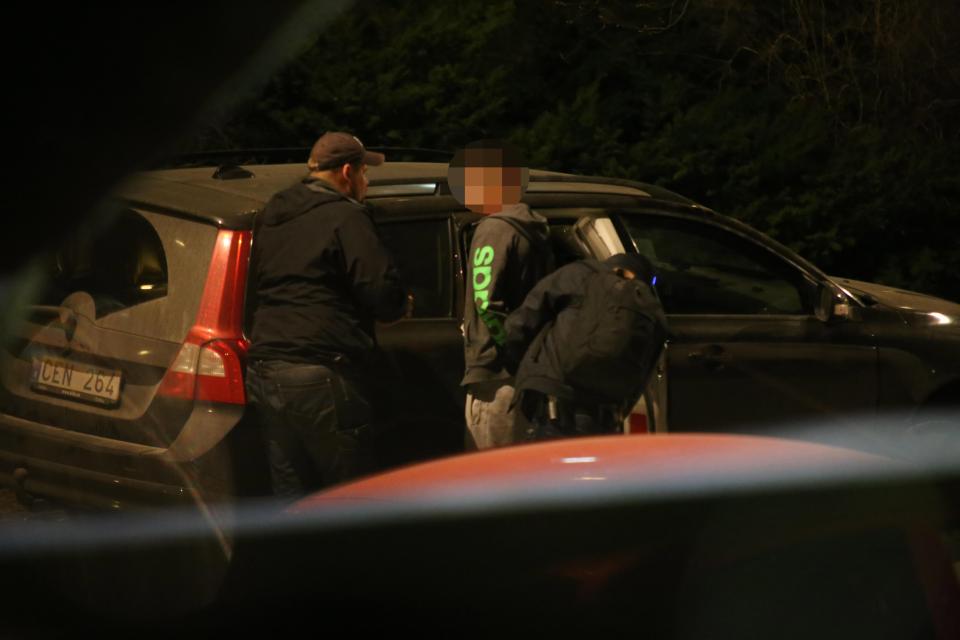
[31, 356, 122, 407]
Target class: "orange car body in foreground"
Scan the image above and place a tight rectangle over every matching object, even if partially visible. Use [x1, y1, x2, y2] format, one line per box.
[1, 432, 957, 637]
[295, 433, 906, 506]
[290, 433, 960, 637]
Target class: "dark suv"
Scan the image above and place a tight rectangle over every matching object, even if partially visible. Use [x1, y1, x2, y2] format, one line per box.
[1, 160, 958, 510]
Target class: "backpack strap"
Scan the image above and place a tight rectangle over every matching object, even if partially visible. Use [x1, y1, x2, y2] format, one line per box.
[484, 215, 554, 273]
[485, 215, 540, 249]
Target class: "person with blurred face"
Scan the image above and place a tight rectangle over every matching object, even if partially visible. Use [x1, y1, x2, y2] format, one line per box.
[245, 132, 408, 501]
[449, 140, 555, 449]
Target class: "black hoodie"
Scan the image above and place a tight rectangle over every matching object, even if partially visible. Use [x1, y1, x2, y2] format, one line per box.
[461, 203, 553, 385]
[503, 256, 667, 406]
[247, 178, 406, 366]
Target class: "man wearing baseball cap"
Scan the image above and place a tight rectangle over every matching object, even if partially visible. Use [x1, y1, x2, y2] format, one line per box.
[245, 131, 408, 501]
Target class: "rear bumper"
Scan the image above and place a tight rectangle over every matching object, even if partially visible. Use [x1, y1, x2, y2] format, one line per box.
[0, 411, 228, 510]
[0, 450, 189, 510]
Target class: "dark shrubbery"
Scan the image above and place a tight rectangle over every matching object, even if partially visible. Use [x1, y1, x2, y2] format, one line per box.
[191, 0, 960, 300]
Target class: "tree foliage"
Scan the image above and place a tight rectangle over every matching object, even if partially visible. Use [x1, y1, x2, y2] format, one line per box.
[189, 0, 960, 300]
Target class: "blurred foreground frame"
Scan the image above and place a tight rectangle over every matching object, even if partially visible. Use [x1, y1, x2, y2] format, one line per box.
[1, 427, 957, 638]
[1, 1, 353, 306]
[0, 0, 352, 558]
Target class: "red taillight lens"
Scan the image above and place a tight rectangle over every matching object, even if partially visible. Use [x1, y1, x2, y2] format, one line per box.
[157, 343, 200, 400]
[158, 230, 251, 405]
[157, 339, 247, 404]
[196, 339, 246, 404]
[192, 230, 251, 341]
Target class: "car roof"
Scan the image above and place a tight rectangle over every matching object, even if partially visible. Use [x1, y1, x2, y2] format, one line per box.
[112, 160, 832, 285]
[112, 161, 697, 229]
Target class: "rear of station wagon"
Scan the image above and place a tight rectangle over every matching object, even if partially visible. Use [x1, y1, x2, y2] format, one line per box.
[0, 182, 255, 509]
[0, 164, 427, 508]
[1, 160, 958, 511]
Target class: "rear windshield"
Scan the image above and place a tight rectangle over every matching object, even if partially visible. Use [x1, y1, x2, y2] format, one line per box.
[35, 208, 218, 343]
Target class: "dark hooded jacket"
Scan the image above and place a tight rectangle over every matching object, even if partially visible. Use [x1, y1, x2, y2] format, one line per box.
[501, 260, 598, 401]
[246, 177, 406, 366]
[461, 203, 553, 385]
[503, 255, 666, 405]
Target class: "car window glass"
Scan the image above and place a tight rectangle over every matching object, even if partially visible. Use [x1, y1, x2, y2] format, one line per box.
[40, 209, 168, 317]
[35, 209, 216, 342]
[378, 219, 452, 318]
[620, 215, 811, 315]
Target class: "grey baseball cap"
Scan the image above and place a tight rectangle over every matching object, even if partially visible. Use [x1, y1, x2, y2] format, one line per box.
[307, 132, 385, 171]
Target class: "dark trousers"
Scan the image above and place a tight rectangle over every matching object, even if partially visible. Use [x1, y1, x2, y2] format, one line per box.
[245, 360, 374, 503]
[521, 391, 623, 441]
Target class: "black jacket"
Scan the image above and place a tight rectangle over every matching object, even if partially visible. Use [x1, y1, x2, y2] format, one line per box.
[247, 178, 406, 366]
[502, 260, 599, 400]
[504, 258, 666, 405]
[461, 203, 553, 385]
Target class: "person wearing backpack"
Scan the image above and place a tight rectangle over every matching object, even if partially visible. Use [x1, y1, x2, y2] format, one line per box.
[503, 253, 668, 439]
[451, 141, 555, 449]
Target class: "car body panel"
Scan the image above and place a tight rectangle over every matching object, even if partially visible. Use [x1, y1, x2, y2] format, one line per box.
[665, 315, 879, 431]
[835, 277, 960, 319]
[830, 277, 960, 409]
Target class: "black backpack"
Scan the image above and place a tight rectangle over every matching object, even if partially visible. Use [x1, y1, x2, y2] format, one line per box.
[554, 263, 668, 405]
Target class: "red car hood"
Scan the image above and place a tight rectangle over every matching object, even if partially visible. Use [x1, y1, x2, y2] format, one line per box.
[291, 433, 909, 513]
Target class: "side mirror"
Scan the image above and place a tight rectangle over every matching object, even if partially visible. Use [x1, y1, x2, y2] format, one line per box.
[832, 301, 855, 320]
[816, 284, 855, 322]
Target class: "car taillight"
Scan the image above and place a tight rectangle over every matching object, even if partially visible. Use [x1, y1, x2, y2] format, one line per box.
[159, 339, 247, 404]
[158, 229, 251, 405]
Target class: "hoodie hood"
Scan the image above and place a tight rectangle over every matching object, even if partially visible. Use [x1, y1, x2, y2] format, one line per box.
[489, 202, 551, 245]
[260, 178, 344, 226]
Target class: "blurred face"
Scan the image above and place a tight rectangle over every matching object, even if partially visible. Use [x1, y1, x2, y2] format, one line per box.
[448, 142, 528, 215]
[463, 165, 504, 214]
